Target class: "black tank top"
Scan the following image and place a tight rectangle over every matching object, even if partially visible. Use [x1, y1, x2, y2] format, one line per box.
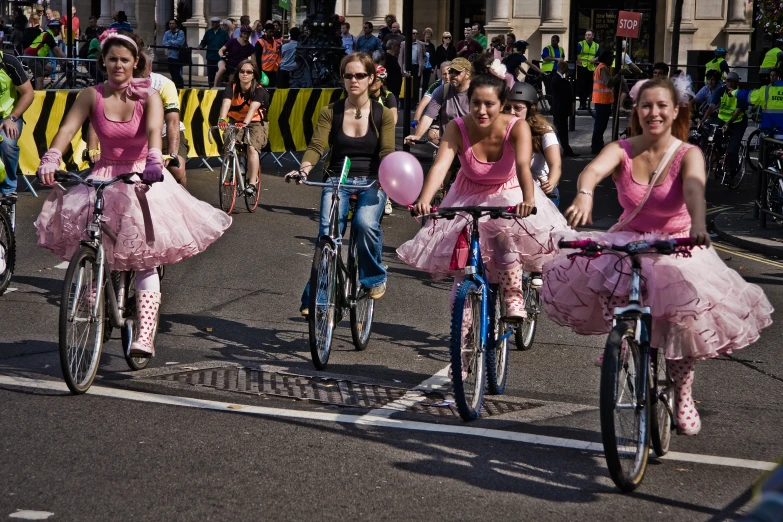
[329, 122, 380, 178]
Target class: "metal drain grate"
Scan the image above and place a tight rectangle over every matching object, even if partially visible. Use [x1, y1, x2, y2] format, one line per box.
[155, 367, 407, 409]
[411, 398, 543, 419]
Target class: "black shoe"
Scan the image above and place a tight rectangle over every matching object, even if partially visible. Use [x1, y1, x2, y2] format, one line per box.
[0, 191, 17, 202]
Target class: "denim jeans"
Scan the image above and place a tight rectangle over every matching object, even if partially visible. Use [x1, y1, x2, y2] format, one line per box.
[546, 186, 560, 208]
[168, 59, 184, 88]
[592, 103, 613, 153]
[300, 177, 388, 310]
[0, 118, 23, 195]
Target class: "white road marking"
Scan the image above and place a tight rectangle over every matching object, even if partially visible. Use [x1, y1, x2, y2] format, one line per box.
[5, 287, 17, 293]
[359, 364, 451, 419]
[0, 374, 775, 472]
[54, 262, 69, 269]
[9, 511, 55, 520]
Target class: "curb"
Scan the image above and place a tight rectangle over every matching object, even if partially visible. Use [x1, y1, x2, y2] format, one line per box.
[713, 211, 783, 257]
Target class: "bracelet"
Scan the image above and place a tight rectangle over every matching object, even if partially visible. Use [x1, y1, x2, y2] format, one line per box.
[88, 149, 100, 157]
[578, 189, 593, 197]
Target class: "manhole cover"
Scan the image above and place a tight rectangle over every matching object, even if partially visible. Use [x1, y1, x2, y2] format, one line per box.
[155, 367, 407, 409]
[411, 398, 543, 419]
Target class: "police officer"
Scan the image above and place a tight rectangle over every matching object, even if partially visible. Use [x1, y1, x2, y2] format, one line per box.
[576, 30, 599, 111]
[760, 36, 783, 81]
[701, 71, 749, 179]
[749, 67, 783, 139]
[704, 47, 730, 82]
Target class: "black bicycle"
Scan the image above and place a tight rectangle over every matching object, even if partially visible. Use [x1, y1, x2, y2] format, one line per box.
[288, 169, 377, 370]
[0, 192, 16, 295]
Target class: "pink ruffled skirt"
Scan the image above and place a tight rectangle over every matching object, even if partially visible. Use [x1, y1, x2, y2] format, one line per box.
[397, 172, 570, 278]
[541, 229, 774, 360]
[34, 159, 232, 271]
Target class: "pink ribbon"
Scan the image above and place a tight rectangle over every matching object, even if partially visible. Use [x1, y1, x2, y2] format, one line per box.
[107, 77, 152, 102]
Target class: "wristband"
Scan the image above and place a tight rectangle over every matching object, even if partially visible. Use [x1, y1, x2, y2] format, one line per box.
[219, 117, 228, 123]
[578, 189, 593, 197]
[88, 149, 100, 158]
[40, 148, 63, 166]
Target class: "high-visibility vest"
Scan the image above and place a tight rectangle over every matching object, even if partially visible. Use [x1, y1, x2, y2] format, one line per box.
[541, 45, 564, 72]
[592, 63, 614, 104]
[578, 40, 598, 71]
[258, 38, 280, 72]
[717, 88, 745, 123]
[705, 57, 726, 81]
[24, 30, 56, 57]
[0, 51, 19, 119]
[760, 47, 782, 71]
[749, 84, 783, 130]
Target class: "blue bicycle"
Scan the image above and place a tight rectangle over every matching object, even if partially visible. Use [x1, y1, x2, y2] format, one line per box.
[419, 205, 536, 421]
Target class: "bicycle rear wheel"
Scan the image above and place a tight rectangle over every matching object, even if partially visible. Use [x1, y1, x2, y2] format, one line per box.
[728, 148, 747, 190]
[600, 321, 650, 492]
[59, 246, 105, 394]
[487, 284, 510, 395]
[0, 210, 14, 295]
[450, 280, 486, 421]
[244, 163, 262, 212]
[515, 278, 539, 350]
[650, 347, 674, 457]
[219, 153, 237, 214]
[349, 238, 374, 351]
[746, 128, 762, 172]
[309, 237, 339, 370]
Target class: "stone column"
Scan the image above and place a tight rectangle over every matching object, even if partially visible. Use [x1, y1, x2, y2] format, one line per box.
[97, 0, 113, 26]
[134, 0, 154, 48]
[538, 0, 568, 59]
[228, 0, 243, 21]
[183, 0, 207, 79]
[669, 0, 697, 66]
[370, 0, 390, 30]
[484, 0, 513, 41]
[723, 0, 753, 75]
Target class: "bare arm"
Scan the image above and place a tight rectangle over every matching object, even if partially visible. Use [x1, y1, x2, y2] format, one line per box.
[10, 80, 33, 118]
[164, 112, 180, 153]
[413, 95, 430, 122]
[539, 141, 561, 194]
[412, 119, 461, 214]
[564, 141, 625, 227]
[243, 101, 262, 125]
[510, 119, 535, 217]
[680, 147, 710, 246]
[219, 98, 231, 120]
[405, 114, 434, 142]
[218, 45, 227, 58]
[145, 92, 164, 151]
[389, 106, 398, 125]
[52, 46, 66, 58]
[49, 87, 95, 152]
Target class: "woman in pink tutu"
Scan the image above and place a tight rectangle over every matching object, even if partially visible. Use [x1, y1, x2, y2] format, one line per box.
[541, 78, 773, 435]
[35, 30, 232, 357]
[399, 68, 569, 320]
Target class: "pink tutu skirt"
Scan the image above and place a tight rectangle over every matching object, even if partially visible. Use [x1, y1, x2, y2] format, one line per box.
[541, 229, 774, 360]
[397, 173, 570, 278]
[34, 159, 232, 271]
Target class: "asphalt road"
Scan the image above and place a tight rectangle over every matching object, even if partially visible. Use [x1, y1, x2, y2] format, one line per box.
[1, 142, 781, 521]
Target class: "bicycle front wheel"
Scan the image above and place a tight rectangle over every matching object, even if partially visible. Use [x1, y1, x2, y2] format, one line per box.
[600, 321, 650, 492]
[349, 240, 374, 351]
[650, 347, 674, 457]
[746, 128, 762, 172]
[59, 246, 105, 394]
[450, 280, 486, 421]
[309, 237, 339, 370]
[0, 209, 14, 295]
[515, 278, 540, 350]
[219, 153, 237, 214]
[729, 146, 748, 190]
[487, 284, 510, 395]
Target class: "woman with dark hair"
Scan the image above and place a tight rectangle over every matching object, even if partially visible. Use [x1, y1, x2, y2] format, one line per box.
[286, 53, 396, 314]
[542, 78, 773, 435]
[399, 70, 567, 321]
[217, 58, 270, 197]
[35, 30, 232, 357]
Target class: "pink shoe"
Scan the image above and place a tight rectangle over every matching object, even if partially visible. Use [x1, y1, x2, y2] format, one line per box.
[498, 267, 526, 322]
[668, 358, 701, 436]
[129, 290, 161, 357]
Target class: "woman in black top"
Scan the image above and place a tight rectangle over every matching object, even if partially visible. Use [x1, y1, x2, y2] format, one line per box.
[433, 31, 456, 79]
[421, 27, 436, 95]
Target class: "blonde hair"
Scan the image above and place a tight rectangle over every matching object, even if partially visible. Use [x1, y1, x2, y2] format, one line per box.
[442, 31, 452, 40]
[527, 106, 557, 154]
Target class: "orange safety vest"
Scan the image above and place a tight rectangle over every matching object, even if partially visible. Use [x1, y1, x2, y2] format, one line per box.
[258, 38, 281, 72]
[592, 63, 614, 105]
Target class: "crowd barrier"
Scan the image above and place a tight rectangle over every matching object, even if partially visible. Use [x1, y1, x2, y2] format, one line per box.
[18, 87, 346, 176]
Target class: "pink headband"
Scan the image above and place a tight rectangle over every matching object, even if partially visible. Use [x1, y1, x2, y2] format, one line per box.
[98, 29, 138, 51]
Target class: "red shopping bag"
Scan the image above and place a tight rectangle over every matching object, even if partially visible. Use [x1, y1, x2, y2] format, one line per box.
[449, 226, 470, 270]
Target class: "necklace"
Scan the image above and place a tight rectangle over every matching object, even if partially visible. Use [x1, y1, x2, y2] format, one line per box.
[644, 136, 673, 177]
[346, 99, 368, 120]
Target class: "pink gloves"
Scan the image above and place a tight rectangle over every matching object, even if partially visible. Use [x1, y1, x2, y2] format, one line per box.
[142, 148, 164, 183]
[37, 148, 63, 186]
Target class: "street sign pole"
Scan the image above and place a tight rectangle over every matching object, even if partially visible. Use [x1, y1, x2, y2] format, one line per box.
[402, 0, 413, 152]
[612, 11, 642, 141]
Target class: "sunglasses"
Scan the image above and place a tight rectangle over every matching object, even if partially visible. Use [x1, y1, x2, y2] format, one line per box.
[343, 73, 370, 80]
[443, 36, 451, 39]
[239, 69, 254, 74]
[448, 69, 463, 76]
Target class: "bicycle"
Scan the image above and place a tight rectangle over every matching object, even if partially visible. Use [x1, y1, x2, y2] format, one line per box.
[764, 147, 783, 225]
[416, 205, 537, 420]
[524, 70, 550, 114]
[52, 169, 167, 394]
[514, 271, 541, 350]
[699, 123, 722, 179]
[0, 192, 16, 295]
[558, 237, 700, 492]
[288, 170, 378, 370]
[210, 123, 261, 214]
[747, 127, 783, 173]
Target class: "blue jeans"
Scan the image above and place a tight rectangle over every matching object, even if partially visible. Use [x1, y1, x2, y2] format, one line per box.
[0, 118, 23, 195]
[546, 186, 560, 208]
[300, 177, 388, 310]
[592, 103, 613, 153]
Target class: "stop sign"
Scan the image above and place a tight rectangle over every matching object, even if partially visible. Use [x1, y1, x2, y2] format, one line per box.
[616, 11, 642, 39]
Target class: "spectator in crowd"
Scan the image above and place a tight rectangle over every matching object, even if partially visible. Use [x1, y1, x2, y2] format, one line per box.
[200, 17, 230, 85]
[22, 13, 42, 50]
[487, 36, 505, 60]
[504, 33, 516, 57]
[163, 19, 186, 88]
[23, 19, 65, 90]
[378, 14, 395, 42]
[251, 20, 263, 46]
[421, 28, 435, 92]
[272, 20, 283, 39]
[471, 24, 486, 50]
[215, 25, 256, 87]
[433, 31, 456, 78]
[341, 21, 357, 55]
[591, 50, 622, 154]
[541, 35, 565, 74]
[233, 15, 251, 38]
[652, 61, 669, 79]
[109, 11, 132, 31]
[60, 6, 79, 54]
[355, 22, 382, 55]
[383, 39, 403, 102]
[43, 7, 53, 29]
[0, 48, 34, 199]
[457, 27, 481, 61]
[256, 22, 281, 87]
[278, 26, 300, 88]
[576, 29, 599, 110]
[399, 29, 425, 102]
[383, 21, 405, 47]
[221, 19, 234, 38]
[80, 15, 102, 52]
[550, 60, 577, 156]
[11, 7, 27, 51]
[503, 40, 542, 78]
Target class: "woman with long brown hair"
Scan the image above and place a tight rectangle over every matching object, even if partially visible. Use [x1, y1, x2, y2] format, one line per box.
[541, 78, 773, 436]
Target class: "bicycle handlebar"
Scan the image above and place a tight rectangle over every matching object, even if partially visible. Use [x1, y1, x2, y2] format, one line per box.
[557, 237, 708, 254]
[53, 171, 147, 186]
[411, 205, 537, 219]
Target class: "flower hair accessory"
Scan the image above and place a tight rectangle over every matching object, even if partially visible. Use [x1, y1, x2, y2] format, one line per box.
[671, 73, 695, 104]
[98, 28, 138, 51]
[489, 59, 507, 80]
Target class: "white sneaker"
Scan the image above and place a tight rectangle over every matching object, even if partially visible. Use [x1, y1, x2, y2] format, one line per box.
[530, 273, 543, 287]
[384, 199, 393, 215]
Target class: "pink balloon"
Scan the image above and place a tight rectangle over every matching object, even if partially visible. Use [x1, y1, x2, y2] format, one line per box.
[378, 151, 423, 206]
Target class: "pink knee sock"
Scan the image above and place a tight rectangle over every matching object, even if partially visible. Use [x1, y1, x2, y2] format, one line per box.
[667, 357, 701, 435]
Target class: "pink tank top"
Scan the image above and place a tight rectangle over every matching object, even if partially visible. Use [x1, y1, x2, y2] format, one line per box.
[91, 84, 148, 163]
[615, 139, 693, 234]
[456, 117, 520, 186]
